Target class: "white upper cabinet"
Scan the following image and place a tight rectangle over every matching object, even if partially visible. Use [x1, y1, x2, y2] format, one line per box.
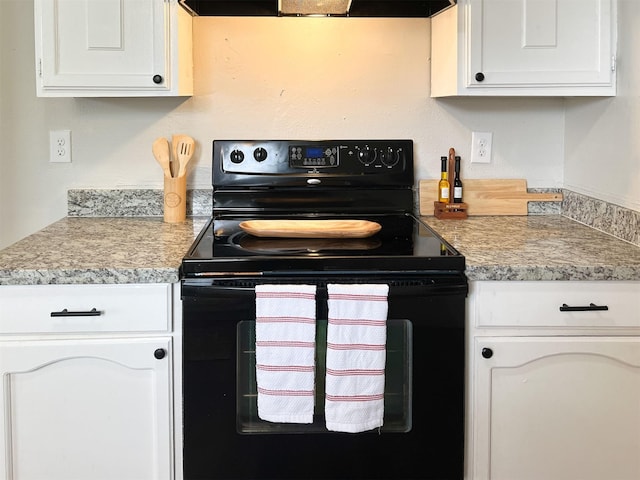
[34, 0, 193, 97]
[431, 0, 617, 96]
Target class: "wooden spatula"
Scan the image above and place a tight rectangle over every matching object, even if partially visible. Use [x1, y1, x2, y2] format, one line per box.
[175, 135, 195, 178]
[152, 137, 172, 178]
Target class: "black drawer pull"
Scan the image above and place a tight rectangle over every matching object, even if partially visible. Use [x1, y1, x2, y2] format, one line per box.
[51, 308, 102, 317]
[559, 303, 609, 312]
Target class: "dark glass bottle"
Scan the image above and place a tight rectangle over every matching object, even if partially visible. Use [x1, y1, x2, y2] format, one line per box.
[453, 155, 463, 203]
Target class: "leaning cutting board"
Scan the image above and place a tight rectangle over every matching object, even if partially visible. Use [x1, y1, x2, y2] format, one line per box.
[239, 220, 382, 238]
[419, 179, 563, 216]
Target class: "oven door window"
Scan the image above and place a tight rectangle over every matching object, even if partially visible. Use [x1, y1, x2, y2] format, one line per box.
[236, 319, 412, 434]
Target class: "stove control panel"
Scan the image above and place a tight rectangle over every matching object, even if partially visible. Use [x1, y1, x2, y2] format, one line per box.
[289, 145, 339, 168]
[216, 140, 412, 176]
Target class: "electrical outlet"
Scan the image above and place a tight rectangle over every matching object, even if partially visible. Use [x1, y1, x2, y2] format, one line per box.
[50, 130, 71, 163]
[470, 131, 492, 164]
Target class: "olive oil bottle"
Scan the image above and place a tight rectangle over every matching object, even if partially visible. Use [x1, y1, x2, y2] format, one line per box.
[438, 156, 450, 203]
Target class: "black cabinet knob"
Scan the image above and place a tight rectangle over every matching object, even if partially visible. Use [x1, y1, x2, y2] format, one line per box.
[152, 74, 163, 84]
[154, 348, 166, 359]
[475, 72, 485, 82]
[481, 347, 493, 359]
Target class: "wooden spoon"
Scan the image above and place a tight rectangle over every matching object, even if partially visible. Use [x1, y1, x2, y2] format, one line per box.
[152, 137, 172, 178]
[170, 134, 182, 177]
[175, 135, 195, 178]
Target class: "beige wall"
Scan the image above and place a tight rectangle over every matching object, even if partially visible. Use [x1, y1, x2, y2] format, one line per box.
[5, 1, 621, 250]
[564, 0, 640, 212]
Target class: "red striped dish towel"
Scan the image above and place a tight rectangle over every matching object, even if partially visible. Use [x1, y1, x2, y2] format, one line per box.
[325, 283, 389, 433]
[255, 284, 317, 424]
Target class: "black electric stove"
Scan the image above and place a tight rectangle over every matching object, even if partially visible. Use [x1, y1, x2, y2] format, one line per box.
[180, 140, 467, 480]
[181, 139, 464, 277]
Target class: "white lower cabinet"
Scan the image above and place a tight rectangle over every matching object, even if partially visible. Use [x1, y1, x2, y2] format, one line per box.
[0, 283, 180, 480]
[473, 337, 640, 480]
[468, 281, 640, 480]
[0, 338, 173, 480]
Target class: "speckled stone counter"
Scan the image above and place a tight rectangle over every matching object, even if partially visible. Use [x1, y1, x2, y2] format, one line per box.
[2, 186, 639, 285]
[0, 217, 207, 285]
[423, 215, 640, 281]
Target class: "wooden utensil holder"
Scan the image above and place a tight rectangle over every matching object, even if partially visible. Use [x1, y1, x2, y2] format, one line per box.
[163, 175, 187, 223]
[434, 201, 468, 219]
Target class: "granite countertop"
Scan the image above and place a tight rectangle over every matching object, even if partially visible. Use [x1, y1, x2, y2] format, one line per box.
[1, 213, 639, 285]
[0, 217, 207, 285]
[423, 215, 640, 281]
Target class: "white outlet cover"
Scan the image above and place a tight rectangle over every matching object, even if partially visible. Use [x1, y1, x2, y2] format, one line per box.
[471, 131, 492, 164]
[50, 130, 71, 163]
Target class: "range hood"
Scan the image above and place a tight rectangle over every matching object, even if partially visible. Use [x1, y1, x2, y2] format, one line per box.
[180, 0, 456, 17]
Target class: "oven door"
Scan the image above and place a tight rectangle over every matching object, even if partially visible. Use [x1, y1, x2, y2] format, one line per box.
[181, 275, 466, 480]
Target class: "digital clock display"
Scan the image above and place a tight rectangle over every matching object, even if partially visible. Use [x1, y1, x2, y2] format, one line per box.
[305, 147, 324, 158]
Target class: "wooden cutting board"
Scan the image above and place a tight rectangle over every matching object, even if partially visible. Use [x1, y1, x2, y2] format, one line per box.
[239, 220, 382, 238]
[419, 179, 563, 216]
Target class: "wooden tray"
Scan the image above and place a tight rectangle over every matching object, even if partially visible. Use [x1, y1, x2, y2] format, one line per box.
[239, 220, 382, 238]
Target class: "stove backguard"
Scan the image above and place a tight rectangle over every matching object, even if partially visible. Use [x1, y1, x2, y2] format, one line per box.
[211, 139, 415, 215]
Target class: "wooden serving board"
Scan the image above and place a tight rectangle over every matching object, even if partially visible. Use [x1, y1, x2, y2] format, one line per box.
[419, 179, 563, 216]
[239, 220, 382, 238]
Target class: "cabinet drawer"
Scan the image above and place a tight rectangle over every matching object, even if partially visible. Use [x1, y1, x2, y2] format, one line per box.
[473, 281, 640, 329]
[0, 284, 172, 334]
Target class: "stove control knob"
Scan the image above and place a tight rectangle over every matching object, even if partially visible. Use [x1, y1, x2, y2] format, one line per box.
[380, 147, 400, 167]
[230, 149, 245, 164]
[253, 147, 268, 162]
[357, 146, 375, 165]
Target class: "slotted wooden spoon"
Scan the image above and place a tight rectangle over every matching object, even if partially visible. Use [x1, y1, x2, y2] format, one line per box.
[152, 137, 172, 178]
[175, 135, 195, 178]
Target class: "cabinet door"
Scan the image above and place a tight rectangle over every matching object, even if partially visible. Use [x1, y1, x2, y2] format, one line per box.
[0, 338, 173, 480]
[35, 0, 169, 94]
[473, 337, 640, 480]
[467, 0, 614, 90]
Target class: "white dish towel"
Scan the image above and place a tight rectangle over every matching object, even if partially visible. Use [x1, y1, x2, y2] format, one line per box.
[255, 284, 317, 424]
[325, 283, 389, 433]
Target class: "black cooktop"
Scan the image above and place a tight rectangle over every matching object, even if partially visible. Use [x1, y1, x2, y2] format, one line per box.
[182, 139, 464, 278]
[182, 213, 464, 276]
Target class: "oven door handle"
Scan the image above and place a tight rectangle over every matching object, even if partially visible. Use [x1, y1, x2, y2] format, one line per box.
[182, 280, 467, 298]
